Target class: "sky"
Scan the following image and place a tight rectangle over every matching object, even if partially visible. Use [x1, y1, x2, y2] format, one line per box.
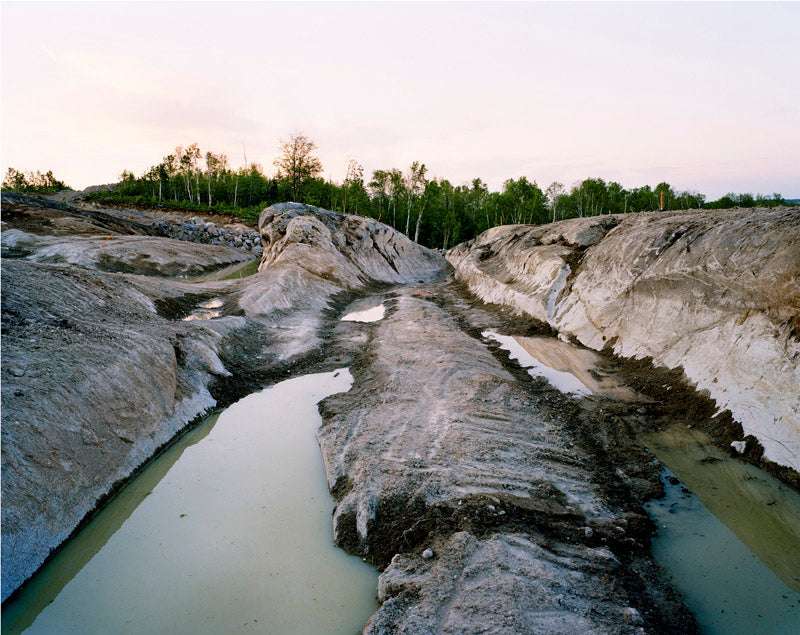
[2, 1, 798, 199]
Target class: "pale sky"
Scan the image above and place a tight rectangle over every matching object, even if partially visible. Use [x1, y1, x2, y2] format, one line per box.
[2, 1, 798, 198]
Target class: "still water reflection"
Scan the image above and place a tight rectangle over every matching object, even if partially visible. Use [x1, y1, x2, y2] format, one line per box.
[3, 370, 377, 634]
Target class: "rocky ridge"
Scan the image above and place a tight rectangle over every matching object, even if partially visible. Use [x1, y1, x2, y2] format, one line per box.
[318, 282, 692, 633]
[447, 208, 800, 471]
[0, 198, 446, 601]
[4, 197, 793, 632]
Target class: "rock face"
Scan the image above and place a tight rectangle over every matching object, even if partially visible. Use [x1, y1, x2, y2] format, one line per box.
[9, 197, 781, 632]
[258, 202, 450, 286]
[1, 228, 254, 277]
[1, 198, 449, 601]
[447, 208, 800, 472]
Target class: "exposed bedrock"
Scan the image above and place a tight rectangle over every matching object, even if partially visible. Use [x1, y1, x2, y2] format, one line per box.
[447, 208, 800, 471]
[0, 200, 449, 600]
[1, 228, 254, 277]
[257, 202, 451, 287]
[318, 283, 693, 633]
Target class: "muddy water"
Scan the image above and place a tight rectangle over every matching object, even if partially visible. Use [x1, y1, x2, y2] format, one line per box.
[644, 426, 800, 592]
[486, 329, 800, 628]
[179, 256, 260, 282]
[2, 370, 377, 634]
[646, 466, 800, 634]
[484, 330, 639, 399]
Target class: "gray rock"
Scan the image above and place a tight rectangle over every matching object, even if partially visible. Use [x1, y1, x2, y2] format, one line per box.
[1, 199, 451, 601]
[2, 229, 252, 278]
[448, 208, 800, 471]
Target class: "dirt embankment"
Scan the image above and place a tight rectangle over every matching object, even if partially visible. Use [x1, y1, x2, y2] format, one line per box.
[447, 208, 800, 473]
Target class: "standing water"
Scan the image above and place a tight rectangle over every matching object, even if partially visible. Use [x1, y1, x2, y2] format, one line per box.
[341, 296, 386, 323]
[484, 329, 800, 629]
[643, 426, 800, 634]
[2, 370, 377, 634]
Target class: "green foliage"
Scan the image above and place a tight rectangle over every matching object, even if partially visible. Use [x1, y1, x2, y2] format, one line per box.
[274, 133, 323, 202]
[705, 192, 785, 209]
[74, 137, 792, 249]
[3, 168, 70, 194]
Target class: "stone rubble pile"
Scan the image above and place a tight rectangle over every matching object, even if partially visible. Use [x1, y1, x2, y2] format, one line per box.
[153, 216, 263, 256]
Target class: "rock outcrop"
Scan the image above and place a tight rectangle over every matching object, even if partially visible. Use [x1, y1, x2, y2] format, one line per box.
[257, 202, 450, 286]
[1, 228, 254, 277]
[1, 198, 449, 600]
[447, 208, 800, 471]
[318, 282, 693, 633]
[7, 196, 787, 632]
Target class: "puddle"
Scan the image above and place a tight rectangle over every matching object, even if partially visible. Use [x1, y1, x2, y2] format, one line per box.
[218, 258, 261, 280]
[341, 297, 385, 323]
[182, 297, 224, 321]
[2, 370, 377, 634]
[646, 467, 800, 634]
[179, 257, 260, 282]
[643, 425, 800, 593]
[484, 330, 640, 398]
[1, 414, 220, 634]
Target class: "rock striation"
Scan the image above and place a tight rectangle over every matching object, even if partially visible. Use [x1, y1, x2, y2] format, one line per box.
[447, 208, 800, 471]
[257, 202, 450, 286]
[318, 283, 692, 633]
[0, 198, 449, 601]
[1, 228, 254, 277]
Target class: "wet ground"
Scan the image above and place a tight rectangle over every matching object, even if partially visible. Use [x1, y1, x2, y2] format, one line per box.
[2, 372, 377, 634]
[3, 197, 799, 633]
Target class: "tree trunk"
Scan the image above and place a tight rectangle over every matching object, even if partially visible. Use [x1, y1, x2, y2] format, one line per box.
[234, 178, 238, 207]
[413, 198, 426, 244]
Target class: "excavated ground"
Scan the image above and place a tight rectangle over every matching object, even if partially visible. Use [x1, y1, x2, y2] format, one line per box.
[8, 196, 794, 632]
[319, 279, 697, 633]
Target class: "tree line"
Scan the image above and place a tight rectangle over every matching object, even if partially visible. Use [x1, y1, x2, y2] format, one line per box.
[3, 133, 790, 249]
[2, 168, 70, 194]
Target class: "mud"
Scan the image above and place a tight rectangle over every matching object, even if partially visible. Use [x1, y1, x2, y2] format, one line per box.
[447, 208, 800, 471]
[317, 279, 696, 633]
[4, 197, 797, 632]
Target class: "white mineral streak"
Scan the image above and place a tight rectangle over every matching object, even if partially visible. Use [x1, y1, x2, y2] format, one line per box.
[448, 209, 800, 471]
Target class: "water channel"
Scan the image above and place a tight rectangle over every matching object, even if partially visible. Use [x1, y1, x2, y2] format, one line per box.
[4, 313, 799, 632]
[2, 370, 377, 634]
[487, 329, 800, 631]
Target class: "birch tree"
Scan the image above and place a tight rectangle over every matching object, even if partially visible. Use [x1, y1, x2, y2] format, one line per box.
[404, 161, 427, 239]
[546, 181, 565, 223]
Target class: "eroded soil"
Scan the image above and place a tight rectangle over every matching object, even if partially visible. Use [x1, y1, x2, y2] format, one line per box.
[6, 195, 795, 632]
